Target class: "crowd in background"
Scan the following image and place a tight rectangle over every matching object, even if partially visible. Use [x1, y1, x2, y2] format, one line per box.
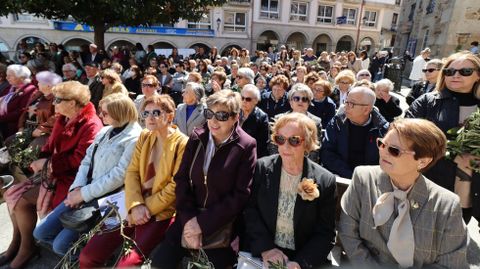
[0, 39, 478, 269]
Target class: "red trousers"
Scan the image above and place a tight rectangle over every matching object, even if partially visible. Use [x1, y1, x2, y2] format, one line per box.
[79, 218, 172, 268]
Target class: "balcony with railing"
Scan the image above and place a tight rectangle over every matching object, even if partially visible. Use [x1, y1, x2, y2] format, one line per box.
[227, 0, 251, 6]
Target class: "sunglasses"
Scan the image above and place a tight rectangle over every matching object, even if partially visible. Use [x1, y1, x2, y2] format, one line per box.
[204, 109, 234, 121]
[53, 97, 72, 104]
[422, 68, 440, 73]
[241, 96, 253, 102]
[141, 109, 162, 118]
[292, 96, 310, 103]
[376, 138, 415, 157]
[236, 76, 245, 79]
[142, 83, 155, 88]
[273, 135, 304, 147]
[442, 68, 478, 77]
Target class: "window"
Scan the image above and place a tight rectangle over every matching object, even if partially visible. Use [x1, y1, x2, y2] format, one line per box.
[392, 13, 398, 25]
[260, 0, 279, 19]
[188, 13, 211, 29]
[408, 3, 416, 21]
[317, 5, 334, 24]
[224, 12, 246, 32]
[290, 1, 308, 22]
[423, 29, 429, 49]
[13, 13, 46, 22]
[363, 10, 377, 27]
[342, 8, 357, 25]
[426, 0, 435, 14]
[395, 0, 401, 5]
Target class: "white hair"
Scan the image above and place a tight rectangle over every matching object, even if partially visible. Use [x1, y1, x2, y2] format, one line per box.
[237, 67, 255, 84]
[36, 71, 63, 86]
[375, 78, 394, 92]
[242, 84, 261, 100]
[288, 83, 313, 101]
[6, 64, 31, 83]
[62, 63, 77, 72]
[349, 86, 376, 106]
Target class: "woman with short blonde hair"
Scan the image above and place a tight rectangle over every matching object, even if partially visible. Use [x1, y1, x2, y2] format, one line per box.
[34, 93, 142, 257]
[100, 68, 128, 98]
[245, 112, 336, 268]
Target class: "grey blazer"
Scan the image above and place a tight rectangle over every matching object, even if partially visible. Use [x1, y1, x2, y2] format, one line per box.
[173, 103, 206, 136]
[338, 165, 468, 269]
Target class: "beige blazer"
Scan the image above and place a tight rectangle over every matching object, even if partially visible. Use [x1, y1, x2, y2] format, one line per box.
[338, 165, 468, 268]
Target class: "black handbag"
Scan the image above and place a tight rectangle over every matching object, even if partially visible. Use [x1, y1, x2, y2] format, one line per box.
[60, 135, 105, 233]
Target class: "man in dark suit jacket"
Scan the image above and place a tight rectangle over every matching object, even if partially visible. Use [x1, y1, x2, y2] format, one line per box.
[84, 44, 106, 66]
[81, 62, 104, 111]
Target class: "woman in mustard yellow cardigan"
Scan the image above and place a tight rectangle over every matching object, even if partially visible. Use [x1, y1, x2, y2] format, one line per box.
[79, 94, 188, 268]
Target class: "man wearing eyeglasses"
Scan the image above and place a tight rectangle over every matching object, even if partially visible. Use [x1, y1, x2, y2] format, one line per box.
[321, 87, 389, 179]
[81, 62, 104, 111]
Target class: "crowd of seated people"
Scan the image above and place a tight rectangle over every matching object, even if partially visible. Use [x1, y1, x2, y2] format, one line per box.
[0, 42, 478, 269]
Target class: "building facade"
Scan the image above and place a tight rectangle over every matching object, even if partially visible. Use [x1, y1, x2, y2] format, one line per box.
[253, 0, 401, 54]
[0, 0, 401, 60]
[395, 0, 480, 58]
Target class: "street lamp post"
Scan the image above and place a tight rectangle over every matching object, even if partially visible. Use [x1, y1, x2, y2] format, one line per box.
[354, 0, 366, 53]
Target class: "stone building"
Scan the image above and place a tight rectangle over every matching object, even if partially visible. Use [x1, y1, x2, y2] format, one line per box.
[0, 0, 402, 60]
[395, 0, 480, 58]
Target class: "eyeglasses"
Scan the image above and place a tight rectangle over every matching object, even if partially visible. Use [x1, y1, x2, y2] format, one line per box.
[236, 75, 245, 79]
[313, 88, 325, 93]
[344, 100, 370, 109]
[204, 109, 234, 121]
[443, 68, 478, 77]
[142, 83, 155, 88]
[99, 110, 109, 117]
[376, 138, 415, 157]
[422, 68, 440, 73]
[141, 109, 162, 119]
[53, 97, 72, 104]
[358, 73, 371, 77]
[241, 96, 253, 102]
[273, 135, 304, 147]
[292, 96, 310, 103]
[339, 81, 351, 85]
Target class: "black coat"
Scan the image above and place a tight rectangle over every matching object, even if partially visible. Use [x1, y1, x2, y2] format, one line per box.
[240, 107, 270, 158]
[406, 81, 434, 106]
[405, 89, 480, 191]
[258, 92, 291, 121]
[244, 155, 337, 269]
[374, 95, 402, 122]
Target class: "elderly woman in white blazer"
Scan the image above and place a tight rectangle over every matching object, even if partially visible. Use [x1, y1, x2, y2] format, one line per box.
[339, 118, 468, 269]
[173, 82, 206, 136]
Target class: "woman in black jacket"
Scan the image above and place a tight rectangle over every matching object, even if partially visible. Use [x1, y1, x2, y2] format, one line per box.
[244, 113, 336, 269]
[406, 58, 443, 105]
[239, 84, 270, 158]
[405, 51, 480, 224]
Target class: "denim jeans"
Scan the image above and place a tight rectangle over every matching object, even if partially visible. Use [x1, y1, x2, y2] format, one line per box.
[33, 201, 80, 255]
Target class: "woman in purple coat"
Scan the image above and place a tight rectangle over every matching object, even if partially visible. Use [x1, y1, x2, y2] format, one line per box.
[151, 89, 257, 268]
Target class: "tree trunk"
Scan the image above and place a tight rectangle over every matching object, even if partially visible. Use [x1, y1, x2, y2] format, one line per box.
[93, 22, 106, 51]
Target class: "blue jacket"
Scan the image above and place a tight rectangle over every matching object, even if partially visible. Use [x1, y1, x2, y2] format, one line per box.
[321, 109, 389, 178]
[69, 122, 142, 202]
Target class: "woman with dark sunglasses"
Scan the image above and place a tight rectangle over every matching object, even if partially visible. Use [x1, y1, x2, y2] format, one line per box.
[406, 58, 443, 105]
[270, 83, 322, 163]
[151, 89, 257, 268]
[339, 118, 468, 268]
[245, 112, 336, 269]
[405, 51, 480, 223]
[79, 94, 187, 268]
